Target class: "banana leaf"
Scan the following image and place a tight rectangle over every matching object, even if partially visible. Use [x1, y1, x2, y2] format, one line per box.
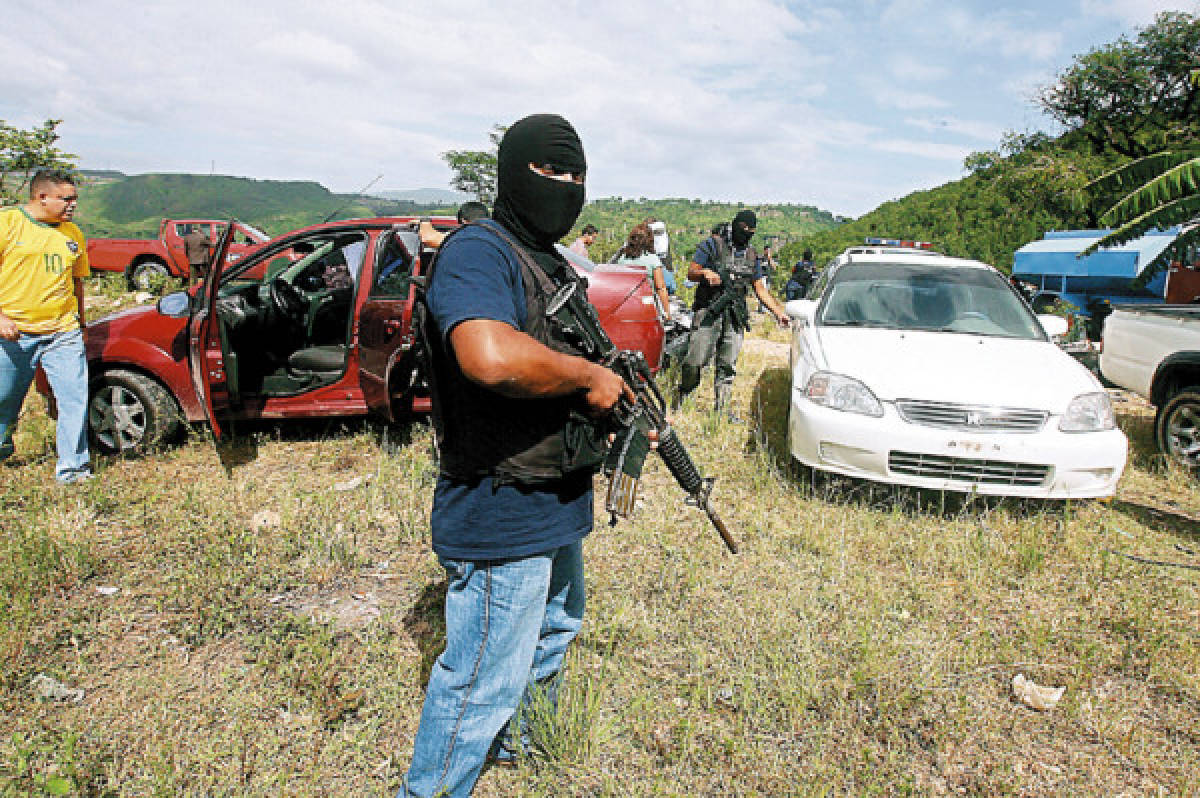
[1099, 155, 1200, 224]
[1080, 196, 1200, 257]
[1083, 149, 1200, 195]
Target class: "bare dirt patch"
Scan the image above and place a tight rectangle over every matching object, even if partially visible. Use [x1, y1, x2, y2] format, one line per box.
[739, 336, 789, 360]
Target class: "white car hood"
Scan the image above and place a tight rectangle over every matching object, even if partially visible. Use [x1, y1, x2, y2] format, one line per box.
[815, 328, 1100, 410]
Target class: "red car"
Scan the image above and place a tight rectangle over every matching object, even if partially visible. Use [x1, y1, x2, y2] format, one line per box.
[87, 219, 271, 289]
[43, 217, 663, 455]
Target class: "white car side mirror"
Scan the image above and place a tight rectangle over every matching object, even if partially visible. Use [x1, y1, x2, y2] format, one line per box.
[1037, 314, 1069, 337]
[786, 299, 818, 322]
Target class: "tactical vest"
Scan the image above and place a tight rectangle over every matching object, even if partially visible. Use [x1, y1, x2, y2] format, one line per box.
[420, 221, 607, 485]
[691, 234, 758, 314]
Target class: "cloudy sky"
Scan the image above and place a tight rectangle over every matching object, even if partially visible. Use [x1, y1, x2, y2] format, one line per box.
[2, 0, 1193, 217]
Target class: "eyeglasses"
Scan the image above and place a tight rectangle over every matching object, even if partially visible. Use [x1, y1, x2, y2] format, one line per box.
[528, 162, 585, 184]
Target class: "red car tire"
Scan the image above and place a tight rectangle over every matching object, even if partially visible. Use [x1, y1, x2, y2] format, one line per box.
[88, 369, 183, 456]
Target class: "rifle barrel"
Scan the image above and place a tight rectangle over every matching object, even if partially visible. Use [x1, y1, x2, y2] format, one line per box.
[702, 499, 738, 554]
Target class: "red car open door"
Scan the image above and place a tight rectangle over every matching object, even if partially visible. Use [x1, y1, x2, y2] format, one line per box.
[358, 227, 425, 422]
[186, 220, 238, 439]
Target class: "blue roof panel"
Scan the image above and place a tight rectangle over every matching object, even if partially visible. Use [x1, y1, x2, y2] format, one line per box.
[1012, 227, 1181, 278]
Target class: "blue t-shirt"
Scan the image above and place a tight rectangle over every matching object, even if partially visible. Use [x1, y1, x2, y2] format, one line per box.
[424, 221, 593, 560]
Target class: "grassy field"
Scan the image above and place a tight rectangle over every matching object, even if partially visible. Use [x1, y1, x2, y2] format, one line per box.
[1, 290, 1198, 796]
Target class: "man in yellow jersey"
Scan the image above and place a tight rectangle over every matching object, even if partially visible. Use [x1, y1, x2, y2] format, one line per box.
[0, 169, 92, 483]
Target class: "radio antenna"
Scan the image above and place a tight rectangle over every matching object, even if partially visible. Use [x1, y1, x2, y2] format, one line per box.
[323, 173, 384, 223]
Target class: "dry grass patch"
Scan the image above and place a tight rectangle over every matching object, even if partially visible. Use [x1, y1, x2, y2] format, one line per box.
[1, 308, 1198, 795]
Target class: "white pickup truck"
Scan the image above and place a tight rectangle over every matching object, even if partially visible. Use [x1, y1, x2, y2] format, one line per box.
[1100, 305, 1200, 467]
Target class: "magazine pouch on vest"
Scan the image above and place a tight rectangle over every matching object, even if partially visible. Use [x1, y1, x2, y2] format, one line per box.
[418, 221, 607, 486]
[692, 233, 756, 332]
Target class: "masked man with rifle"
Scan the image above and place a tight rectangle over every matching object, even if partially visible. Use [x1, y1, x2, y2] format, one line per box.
[401, 114, 631, 797]
[677, 210, 789, 418]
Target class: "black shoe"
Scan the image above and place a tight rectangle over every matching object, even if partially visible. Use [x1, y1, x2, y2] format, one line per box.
[486, 742, 536, 771]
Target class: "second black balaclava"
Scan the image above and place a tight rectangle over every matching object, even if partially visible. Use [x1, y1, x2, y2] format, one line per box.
[493, 114, 587, 252]
[731, 209, 757, 248]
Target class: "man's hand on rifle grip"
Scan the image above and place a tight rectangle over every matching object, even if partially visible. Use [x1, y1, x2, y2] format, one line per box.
[582, 361, 631, 416]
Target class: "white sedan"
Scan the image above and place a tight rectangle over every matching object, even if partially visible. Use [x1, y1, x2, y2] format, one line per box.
[786, 250, 1127, 498]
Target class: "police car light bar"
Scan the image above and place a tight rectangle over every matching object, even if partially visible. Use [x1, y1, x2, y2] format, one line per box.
[864, 237, 933, 249]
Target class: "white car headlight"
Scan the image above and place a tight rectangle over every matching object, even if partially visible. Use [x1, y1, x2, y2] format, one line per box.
[804, 371, 883, 417]
[1059, 391, 1116, 432]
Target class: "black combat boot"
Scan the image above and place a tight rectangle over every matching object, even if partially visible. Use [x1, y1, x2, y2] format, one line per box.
[673, 365, 701, 411]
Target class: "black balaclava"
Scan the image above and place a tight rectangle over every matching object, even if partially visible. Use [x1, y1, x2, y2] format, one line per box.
[492, 114, 586, 252]
[731, 209, 757, 248]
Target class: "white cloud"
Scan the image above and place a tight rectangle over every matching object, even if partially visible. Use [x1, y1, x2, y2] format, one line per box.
[1079, 0, 1198, 25]
[904, 116, 1001, 142]
[1000, 69, 1052, 105]
[5, 0, 1173, 219]
[879, 0, 935, 27]
[871, 88, 950, 110]
[889, 54, 949, 83]
[879, 1, 1063, 61]
[873, 138, 973, 161]
[254, 32, 365, 76]
[941, 8, 1063, 61]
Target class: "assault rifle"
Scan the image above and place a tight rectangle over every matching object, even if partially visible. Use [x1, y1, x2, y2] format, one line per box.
[698, 237, 754, 333]
[545, 279, 738, 554]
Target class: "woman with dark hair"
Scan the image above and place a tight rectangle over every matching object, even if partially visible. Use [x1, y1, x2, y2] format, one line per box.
[617, 222, 671, 319]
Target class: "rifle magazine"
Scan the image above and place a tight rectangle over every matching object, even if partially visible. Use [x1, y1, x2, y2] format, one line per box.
[605, 471, 639, 518]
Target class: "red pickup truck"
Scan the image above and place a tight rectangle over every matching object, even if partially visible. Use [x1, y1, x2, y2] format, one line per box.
[87, 219, 270, 290]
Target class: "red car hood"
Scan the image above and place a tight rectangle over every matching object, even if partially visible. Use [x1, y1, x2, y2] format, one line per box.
[85, 303, 185, 358]
[94, 304, 157, 326]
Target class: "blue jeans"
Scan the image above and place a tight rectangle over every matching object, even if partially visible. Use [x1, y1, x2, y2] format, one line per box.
[402, 541, 585, 798]
[0, 327, 90, 481]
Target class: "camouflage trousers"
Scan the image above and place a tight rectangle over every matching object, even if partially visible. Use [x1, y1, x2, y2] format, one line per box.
[677, 307, 743, 412]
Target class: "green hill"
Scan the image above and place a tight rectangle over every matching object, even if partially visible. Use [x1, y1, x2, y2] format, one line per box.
[73, 174, 846, 257]
[74, 173, 454, 239]
[577, 197, 844, 264]
[777, 130, 1127, 281]
[67, 145, 1127, 285]
[62, 139, 1125, 283]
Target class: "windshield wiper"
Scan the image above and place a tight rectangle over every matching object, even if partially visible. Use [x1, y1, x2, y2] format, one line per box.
[921, 326, 1028, 338]
[821, 319, 895, 328]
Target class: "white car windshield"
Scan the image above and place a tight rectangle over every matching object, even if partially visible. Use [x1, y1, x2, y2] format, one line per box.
[819, 262, 1044, 340]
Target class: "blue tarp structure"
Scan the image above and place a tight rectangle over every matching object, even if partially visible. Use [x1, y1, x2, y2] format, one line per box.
[1011, 227, 1179, 309]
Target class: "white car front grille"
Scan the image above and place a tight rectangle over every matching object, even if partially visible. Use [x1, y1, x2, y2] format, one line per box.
[888, 451, 1052, 486]
[895, 400, 1048, 433]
